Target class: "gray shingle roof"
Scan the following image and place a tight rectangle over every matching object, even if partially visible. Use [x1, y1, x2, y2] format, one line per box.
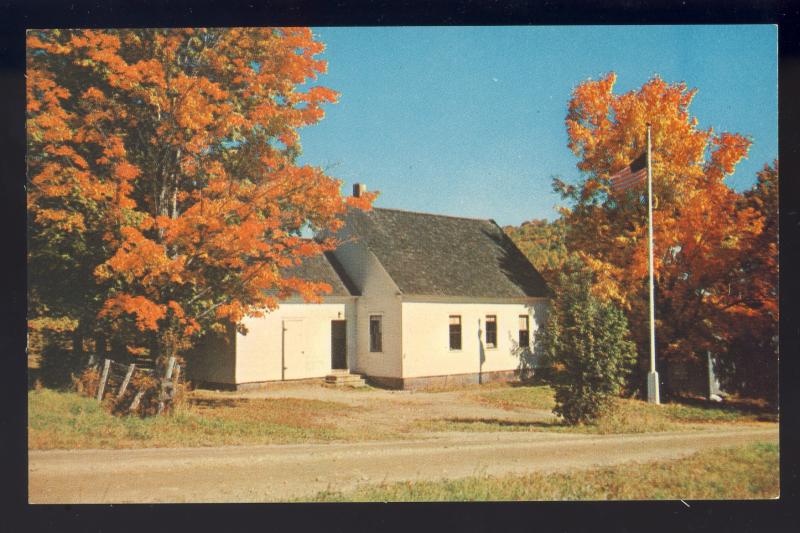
[343, 208, 550, 298]
[282, 251, 359, 297]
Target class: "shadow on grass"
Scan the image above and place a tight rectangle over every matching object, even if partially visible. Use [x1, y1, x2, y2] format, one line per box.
[439, 416, 564, 430]
[671, 395, 778, 422]
[510, 371, 561, 388]
[188, 397, 248, 408]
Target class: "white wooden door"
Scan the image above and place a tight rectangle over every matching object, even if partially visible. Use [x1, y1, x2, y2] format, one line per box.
[282, 319, 305, 380]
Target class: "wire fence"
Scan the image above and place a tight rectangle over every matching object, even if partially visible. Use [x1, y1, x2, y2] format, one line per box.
[94, 356, 181, 415]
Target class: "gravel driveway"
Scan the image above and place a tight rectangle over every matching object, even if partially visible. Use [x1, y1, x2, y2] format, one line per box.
[29, 425, 777, 503]
[196, 383, 556, 435]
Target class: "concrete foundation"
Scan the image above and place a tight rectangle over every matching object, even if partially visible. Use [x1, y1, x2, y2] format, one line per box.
[196, 370, 520, 392]
[194, 378, 326, 392]
[366, 370, 519, 390]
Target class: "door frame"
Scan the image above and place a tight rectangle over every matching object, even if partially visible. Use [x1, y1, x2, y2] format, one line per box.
[330, 319, 347, 370]
[281, 319, 304, 380]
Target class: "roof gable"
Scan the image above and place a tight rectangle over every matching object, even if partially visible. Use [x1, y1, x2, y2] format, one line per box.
[281, 251, 359, 297]
[343, 208, 550, 298]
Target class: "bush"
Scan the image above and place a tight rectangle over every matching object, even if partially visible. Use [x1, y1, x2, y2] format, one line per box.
[539, 270, 637, 425]
[39, 342, 86, 389]
[74, 366, 101, 398]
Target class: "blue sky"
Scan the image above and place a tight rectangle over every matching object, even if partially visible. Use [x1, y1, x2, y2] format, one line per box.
[297, 26, 777, 226]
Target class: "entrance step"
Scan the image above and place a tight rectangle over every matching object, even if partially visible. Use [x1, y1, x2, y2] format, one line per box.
[324, 371, 366, 387]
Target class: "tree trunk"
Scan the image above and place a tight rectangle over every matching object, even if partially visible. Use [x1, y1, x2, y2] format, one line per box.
[110, 335, 128, 363]
[72, 324, 85, 360]
[154, 318, 182, 372]
[90, 331, 106, 367]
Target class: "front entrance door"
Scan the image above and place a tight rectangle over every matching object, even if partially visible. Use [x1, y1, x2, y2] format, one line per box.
[331, 320, 347, 370]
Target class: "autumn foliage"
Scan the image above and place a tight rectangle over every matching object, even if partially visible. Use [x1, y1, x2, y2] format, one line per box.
[27, 28, 375, 368]
[546, 73, 777, 400]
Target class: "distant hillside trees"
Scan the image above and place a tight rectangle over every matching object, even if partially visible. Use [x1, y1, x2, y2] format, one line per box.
[504, 218, 581, 288]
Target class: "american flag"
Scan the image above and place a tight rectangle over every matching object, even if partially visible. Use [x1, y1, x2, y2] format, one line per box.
[610, 151, 647, 193]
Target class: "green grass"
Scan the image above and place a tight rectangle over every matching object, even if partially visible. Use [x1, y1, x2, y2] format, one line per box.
[475, 385, 557, 411]
[304, 442, 779, 501]
[429, 385, 777, 435]
[590, 397, 773, 434]
[659, 400, 777, 423]
[29, 388, 361, 449]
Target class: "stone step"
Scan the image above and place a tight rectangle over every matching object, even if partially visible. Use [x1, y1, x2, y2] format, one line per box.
[324, 375, 365, 383]
[324, 372, 366, 387]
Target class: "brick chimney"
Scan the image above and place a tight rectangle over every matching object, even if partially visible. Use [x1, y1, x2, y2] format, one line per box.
[352, 183, 367, 198]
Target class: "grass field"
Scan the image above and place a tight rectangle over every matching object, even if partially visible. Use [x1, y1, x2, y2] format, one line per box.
[475, 384, 557, 411]
[305, 442, 779, 501]
[28, 388, 361, 449]
[438, 384, 777, 435]
[29, 383, 777, 449]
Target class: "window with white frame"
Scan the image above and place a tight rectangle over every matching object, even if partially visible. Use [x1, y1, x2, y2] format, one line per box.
[369, 315, 382, 352]
[449, 315, 462, 350]
[485, 315, 497, 348]
[518, 315, 530, 348]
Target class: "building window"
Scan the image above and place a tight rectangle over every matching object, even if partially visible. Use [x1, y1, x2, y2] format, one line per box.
[485, 315, 497, 348]
[449, 315, 462, 350]
[518, 315, 530, 348]
[369, 315, 382, 352]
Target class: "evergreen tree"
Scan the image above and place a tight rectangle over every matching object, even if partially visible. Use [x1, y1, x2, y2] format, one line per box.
[539, 269, 638, 425]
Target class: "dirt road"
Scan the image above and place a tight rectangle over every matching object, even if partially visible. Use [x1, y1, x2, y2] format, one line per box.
[29, 425, 777, 503]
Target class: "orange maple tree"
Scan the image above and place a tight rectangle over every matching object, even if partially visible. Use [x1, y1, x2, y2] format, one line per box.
[27, 28, 375, 365]
[556, 73, 775, 395]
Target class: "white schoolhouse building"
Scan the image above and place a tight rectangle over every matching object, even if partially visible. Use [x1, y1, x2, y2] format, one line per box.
[189, 184, 551, 390]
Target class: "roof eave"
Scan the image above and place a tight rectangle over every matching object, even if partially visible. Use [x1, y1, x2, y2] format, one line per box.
[399, 294, 549, 304]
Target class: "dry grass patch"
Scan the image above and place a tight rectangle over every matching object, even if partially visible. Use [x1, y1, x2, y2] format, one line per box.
[414, 381, 511, 394]
[305, 442, 779, 501]
[415, 418, 564, 433]
[29, 388, 360, 449]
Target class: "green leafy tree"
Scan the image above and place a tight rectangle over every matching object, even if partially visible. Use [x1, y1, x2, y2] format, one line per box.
[506, 218, 587, 380]
[539, 269, 638, 425]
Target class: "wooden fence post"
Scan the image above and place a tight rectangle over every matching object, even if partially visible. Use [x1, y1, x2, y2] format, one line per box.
[157, 357, 177, 415]
[173, 363, 181, 384]
[172, 364, 181, 397]
[117, 363, 136, 400]
[165, 357, 176, 380]
[96, 358, 111, 401]
[129, 391, 144, 413]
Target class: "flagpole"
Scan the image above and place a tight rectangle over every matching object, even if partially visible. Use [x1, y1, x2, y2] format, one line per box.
[646, 123, 660, 404]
